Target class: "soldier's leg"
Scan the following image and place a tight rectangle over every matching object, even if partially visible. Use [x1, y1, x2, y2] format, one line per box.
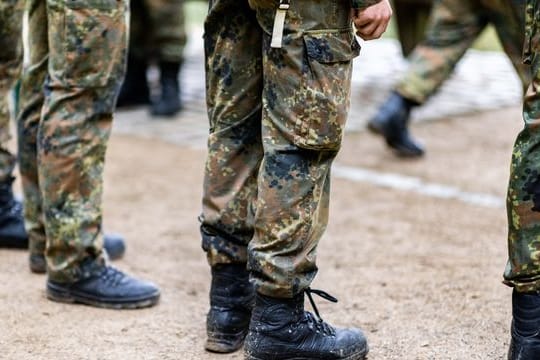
[244, 1, 368, 359]
[18, 0, 126, 274]
[0, 0, 27, 248]
[505, 3, 540, 357]
[368, 0, 487, 158]
[393, 0, 433, 57]
[146, 0, 187, 116]
[200, 0, 263, 352]
[116, 0, 151, 107]
[396, 0, 487, 103]
[18, 0, 48, 261]
[38, 0, 159, 308]
[490, 0, 530, 92]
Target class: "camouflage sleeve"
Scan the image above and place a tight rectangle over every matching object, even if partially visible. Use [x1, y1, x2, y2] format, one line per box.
[351, 0, 382, 9]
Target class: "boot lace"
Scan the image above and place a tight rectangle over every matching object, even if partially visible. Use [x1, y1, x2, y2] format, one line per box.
[302, 287, 338, 336]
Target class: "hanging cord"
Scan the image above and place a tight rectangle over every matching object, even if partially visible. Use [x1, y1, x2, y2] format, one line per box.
[305, 287, 338, 320]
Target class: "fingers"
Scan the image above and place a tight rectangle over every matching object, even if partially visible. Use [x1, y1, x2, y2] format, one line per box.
[355, 19, 390, 40]
[352, 0, 393, 41]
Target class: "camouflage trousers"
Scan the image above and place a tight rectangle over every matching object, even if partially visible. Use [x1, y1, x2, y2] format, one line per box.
[0, 0, 23, 183]
[129, 0, 186, 62]
[503, 0, 540, 293]
[17, 0, 128, 282]
[200, 0, 359, 298]
[396, 0, 529, 104]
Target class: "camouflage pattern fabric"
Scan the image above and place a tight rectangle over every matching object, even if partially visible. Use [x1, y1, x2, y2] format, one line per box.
[396, 0, 529, 105]
[200, 0, 360, 298]
[129, 0, 187, 62]
[17, 0, 128, 282]
[246, 1, 382, 12]
[0, 0, 23, 183]
[504, 0, 540, 293]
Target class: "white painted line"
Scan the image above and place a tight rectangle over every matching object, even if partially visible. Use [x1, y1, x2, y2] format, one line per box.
[332, 164, 505, 209]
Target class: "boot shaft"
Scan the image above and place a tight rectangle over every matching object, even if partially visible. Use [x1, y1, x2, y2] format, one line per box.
[151, 61, 182, 116]
[206, 264, 254, 353]
[210, 263, 254, 307]
[0, 176, 15, 208]
[512, 290, 540, 337]
[508, 290, 540, 360]
[159, 61, 181, 92]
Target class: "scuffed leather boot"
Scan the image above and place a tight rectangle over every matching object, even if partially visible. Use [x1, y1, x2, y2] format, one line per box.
[368, 91, 425, 158]
[117, 56, 150, 108]
[46, 259, 160, 309]
[29, 233, 127, 274]
[244, 288, 369, 360]
[0, 177, 28, 249]
[508, 290, 540, 359]
[151, 61, 182, 117]
[205, 263, 254, 353]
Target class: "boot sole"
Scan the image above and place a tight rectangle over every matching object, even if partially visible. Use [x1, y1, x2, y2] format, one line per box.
[245, 344, 369, 360]
[46, 282, 160, 310]
[205, 329, 248, 353]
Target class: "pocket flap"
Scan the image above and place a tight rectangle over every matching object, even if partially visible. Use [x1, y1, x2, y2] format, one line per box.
[303, 31, 360, 63]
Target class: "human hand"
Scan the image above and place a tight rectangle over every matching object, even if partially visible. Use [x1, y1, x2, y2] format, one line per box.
[352, 0, 392, 41]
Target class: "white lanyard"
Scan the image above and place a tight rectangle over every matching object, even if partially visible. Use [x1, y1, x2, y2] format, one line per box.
[271, 0, 290, 48]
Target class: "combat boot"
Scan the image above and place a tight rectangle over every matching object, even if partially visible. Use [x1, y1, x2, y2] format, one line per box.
[244, 288, 369, 360]
[29, 233, 127, 274]
[151, 61, 182, 117]
[205, 263, 254, 353]
[508, 289, 540, 360]
[0, 176, 28, 249]
[46, 259, 160, 309]
[368, 91, 425, 158]
[117, 56, 150, 108]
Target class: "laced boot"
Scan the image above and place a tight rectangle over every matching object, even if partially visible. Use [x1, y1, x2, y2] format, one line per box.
[46, 259, 160, 309]
[508, 289, 540, 359]
[205, 263, 254, 353]
[368, 91, 424, 158]
[116, 56, 150, 108]
[244, 288, 369, 360]
[29, 233, 126, 274]
[151, 61, 182, 117]
[0, 176, 28, 249]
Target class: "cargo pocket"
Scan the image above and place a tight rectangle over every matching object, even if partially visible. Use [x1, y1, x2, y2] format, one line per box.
[293, 30, 360, 151]
[47, 0, 127, 88]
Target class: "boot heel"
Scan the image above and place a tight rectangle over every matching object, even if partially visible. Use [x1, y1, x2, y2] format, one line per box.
[46, 283, 75, 304]
[205, 319, 249, 353]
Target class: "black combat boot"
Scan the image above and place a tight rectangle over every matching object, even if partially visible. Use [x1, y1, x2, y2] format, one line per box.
[117, 56, 150, 108]
[205, 263, 254, 353]
[0, 177, 28, 249]
[46, 259, 160, 309]
[508, 289, 540, 359]
[368, 91, 425, 158]
[150, 61, 182, 117]
[29, 233, 127, 274]
[244, 288, 369, 360]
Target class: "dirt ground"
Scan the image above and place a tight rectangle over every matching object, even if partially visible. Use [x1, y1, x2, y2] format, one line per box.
[0, 106, 524, 359]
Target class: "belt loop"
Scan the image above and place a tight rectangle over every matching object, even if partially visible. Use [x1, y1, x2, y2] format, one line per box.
[271, 0, 290, 48]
